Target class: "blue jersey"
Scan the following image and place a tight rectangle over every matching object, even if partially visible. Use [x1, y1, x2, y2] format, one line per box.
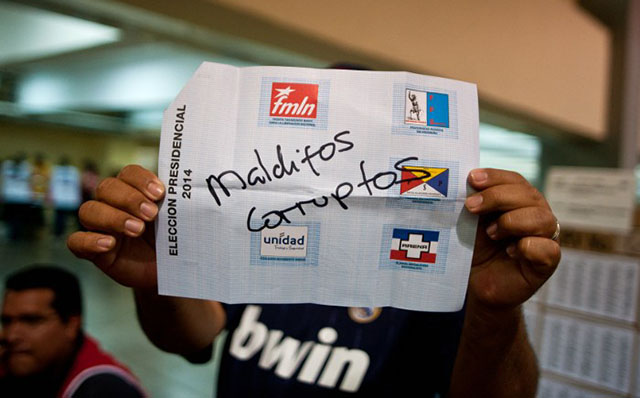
[217, 304, 464, 397]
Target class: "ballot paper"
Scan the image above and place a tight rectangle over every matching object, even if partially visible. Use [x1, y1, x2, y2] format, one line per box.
[156, 62, 479, 311]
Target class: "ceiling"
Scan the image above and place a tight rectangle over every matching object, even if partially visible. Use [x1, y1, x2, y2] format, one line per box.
[0, 2, 120, 65]
[0, 0, 543, 185]
[0, 0, 324, 135]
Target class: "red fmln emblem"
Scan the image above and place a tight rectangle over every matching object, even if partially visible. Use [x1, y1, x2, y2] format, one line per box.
[270, 83, 318, 118]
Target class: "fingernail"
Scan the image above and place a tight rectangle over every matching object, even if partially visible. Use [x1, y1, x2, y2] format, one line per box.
[486, 222, 498, 239]
[97, 237, 114, 250]
[147, 181, 164, 198]
[465, 195, 483, 210]
[506, 244, 517, 258]
[125, 219, 144, 235]
[140, 202, 157, 219]
[470, 170, 488, 184]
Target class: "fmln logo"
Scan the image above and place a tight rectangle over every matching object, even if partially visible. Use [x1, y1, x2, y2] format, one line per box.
[399, 166, 449, 198]
[270, 83, 318, 118]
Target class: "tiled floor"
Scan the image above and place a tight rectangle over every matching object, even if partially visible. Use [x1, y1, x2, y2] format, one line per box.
[0, 231, 226, 397]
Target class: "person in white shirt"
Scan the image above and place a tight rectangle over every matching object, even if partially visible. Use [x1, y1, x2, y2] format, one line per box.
[1, 153, 32, 240]
[49, 157, 81, 237]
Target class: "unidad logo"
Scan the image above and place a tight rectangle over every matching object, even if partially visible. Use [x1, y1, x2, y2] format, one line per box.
[270, 83, 319, 119]
[261, 226, 308, 258]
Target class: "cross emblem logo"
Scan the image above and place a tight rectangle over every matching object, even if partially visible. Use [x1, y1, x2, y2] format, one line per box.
[399, 233, 431, 259]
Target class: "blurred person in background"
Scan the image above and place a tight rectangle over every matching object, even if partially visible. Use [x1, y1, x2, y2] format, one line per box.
[1, 153, 32, 240]
[50, 156, 81, 238]
[79, 160, 101, 232]
[81, 160, 100, 205]
[30, 152, 50, 236]
[0, 265, 145, 397]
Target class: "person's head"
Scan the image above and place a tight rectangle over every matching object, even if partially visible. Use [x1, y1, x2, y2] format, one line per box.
[82, 159, 98, 173]
[59, 156, 71, 166]
[1, 265, 83, 377]
[12, 152, 26, 164]
[34, 153, 46, 166]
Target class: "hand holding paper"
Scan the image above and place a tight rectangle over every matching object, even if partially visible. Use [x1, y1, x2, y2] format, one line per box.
[464, 168, 560, 312]
[68, 164, 163, 289]
[67, 62, 560, 316]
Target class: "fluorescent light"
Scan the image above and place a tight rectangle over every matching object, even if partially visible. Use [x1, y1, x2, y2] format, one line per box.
[0, 2, 120, 65]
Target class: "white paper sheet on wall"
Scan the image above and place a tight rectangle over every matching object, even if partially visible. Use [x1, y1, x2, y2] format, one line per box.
[545, 249, 639, 323]
[545, 167, 636, 234]
[155, 62, 479, 311]
[537, 378, 623, 398]
[540, 313, 634, 394]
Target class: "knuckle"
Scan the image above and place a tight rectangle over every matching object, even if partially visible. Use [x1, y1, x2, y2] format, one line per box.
[527, 184, 542, 200]
[540, 248, 555, 267]
[78, 234, 91, 252]
[95, 177, 117, 199]
[500, 212, 514, 231]
[482, 187, 499, 204]
[118, 164, 141, 179]
[545, 210, 557, 235]
[78, 201, 95, 221]
[67, 233, 91, 259]
[552, 243, 562, 265]
[542, 250, 559, 270]
[66, 233, 80, 252]
[525, 238, 560, 269]
[511, 171, 526, 183]
[531, 208, 549, 235]
[493, 168, 526, 184]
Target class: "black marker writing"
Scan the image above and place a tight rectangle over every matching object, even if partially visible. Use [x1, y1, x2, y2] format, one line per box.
[246, 156, 428, 232]
[206, 130, 353, 206]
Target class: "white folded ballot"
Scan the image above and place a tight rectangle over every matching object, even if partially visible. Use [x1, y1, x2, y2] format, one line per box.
[156, 62, 479, 311]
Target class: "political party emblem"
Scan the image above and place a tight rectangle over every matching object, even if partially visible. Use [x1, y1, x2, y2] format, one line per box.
[348, 307, 382, 324]
[400, 167, 449, 198]
[270, 83, 318, 118]
[390, 229, 439, 265]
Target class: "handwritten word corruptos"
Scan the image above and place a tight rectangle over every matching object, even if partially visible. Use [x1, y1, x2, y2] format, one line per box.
[246, 156, 423, 232]
[205, 131, 354, 206]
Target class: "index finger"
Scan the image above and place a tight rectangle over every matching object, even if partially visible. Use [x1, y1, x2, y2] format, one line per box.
[117, 164, 165, 201]
[468, 168, 528, 190]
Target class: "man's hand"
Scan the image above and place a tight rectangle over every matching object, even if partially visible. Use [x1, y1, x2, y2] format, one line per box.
[67, 165, 165, 289]
[449, 168, 560, 398]
[68, 165, 224, 356]
[465, 168, 560, 312]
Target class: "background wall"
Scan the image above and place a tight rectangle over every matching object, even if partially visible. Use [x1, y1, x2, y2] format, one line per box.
[116, 0, 611, 139]
[215, 0, 611, 139]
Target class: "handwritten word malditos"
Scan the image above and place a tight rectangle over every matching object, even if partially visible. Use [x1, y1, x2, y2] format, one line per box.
[245, 156, 422, 232]
[205, 131, 354, 206]
[203, 130, 429, 232]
